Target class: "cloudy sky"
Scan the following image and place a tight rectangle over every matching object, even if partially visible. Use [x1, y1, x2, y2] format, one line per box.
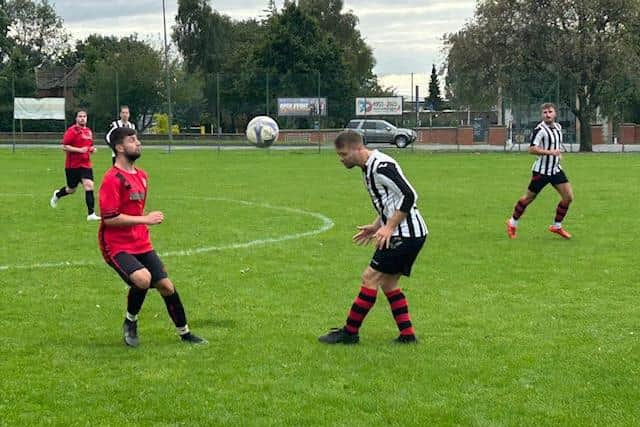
[50, 0, 476, 96]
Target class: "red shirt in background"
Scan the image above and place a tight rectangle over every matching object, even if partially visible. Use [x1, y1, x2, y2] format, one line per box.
[98, 167, 153, 258]
[62, 124, 94, 169]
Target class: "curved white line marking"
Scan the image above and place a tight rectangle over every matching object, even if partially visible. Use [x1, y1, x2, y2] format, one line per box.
[0, 197, 334, 271]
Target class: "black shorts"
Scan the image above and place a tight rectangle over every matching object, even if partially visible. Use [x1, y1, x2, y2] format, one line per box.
[370, 236, 426, 277]
[65, 167, 94, 189]
[527, 170, 569, 194]
[107, 250, 168, 287]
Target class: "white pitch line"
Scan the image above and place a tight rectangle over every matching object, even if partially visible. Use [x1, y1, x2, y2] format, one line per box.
[0, 197, 334, 272]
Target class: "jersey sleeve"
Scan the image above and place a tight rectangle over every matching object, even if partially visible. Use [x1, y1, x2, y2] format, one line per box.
[530, 128, 544, 147]
[62, 127, 76, 146]
[99, 173, 122, 219]
[105, 122, 117, 144]
[376, 162, 417, 213]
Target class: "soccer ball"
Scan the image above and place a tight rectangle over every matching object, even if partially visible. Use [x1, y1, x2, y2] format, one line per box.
[246, 116, 279, 147]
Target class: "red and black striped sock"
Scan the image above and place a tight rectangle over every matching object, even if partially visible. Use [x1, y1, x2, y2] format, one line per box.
[385, 288, 415, 336]
[344, 286, 377, 335]
[554, 201, 570, 223]
[512, 197, 530, 220]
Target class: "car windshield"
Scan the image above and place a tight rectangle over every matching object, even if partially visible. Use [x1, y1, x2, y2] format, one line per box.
[346, 121, 359, 129]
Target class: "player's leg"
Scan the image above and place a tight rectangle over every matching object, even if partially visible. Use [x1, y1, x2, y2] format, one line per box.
[50, 169, 79, 208]
[549, 172, 573, 238]
[507, 174, 547, 238]
[380, 275, 417, 343]
[142, 251, 206, 345]
[318, 266, 383, 344]
[80, 169, 99, 220]
[109, 252, 151, 347]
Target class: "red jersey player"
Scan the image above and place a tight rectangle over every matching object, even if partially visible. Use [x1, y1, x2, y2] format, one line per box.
[50, 110, 101, 221]
[98, 127, 205, 346]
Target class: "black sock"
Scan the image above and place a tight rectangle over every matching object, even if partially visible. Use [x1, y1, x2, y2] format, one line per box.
[126, 286, 148, 318]
[55, 187, 68, 199]
[162, 290, 189, 333]
[85, 190, 95, 215]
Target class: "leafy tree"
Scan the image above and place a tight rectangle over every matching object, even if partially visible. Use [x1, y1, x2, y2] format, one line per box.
[444, 0, 640, 151]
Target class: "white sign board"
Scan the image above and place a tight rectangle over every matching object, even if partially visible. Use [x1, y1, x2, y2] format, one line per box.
[14, 97, 65, 120]
[355, 97, 403, 116]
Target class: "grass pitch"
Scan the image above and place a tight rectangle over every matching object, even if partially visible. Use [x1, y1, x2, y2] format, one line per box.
[0, 147, 638, 426]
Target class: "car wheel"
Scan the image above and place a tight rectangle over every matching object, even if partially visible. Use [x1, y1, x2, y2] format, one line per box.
[395, 135, 409, 148]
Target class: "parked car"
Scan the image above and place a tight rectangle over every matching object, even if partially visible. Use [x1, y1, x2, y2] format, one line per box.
[345, 119, 417, 148]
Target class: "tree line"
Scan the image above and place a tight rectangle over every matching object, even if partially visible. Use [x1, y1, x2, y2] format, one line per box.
[0, 0, 391, 134]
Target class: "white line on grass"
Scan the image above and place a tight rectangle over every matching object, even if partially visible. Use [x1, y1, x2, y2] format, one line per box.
[0, 197, 334, 272]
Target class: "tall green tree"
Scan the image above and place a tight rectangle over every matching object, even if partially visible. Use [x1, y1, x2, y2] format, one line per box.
[4, 0, 70, 66]
[444, 0, 640, 151]
[77, 36, 164, 132]
[426, 64, 443, 111]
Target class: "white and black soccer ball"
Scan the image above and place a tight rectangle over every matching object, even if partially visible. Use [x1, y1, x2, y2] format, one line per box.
[246, 116, 279, 147]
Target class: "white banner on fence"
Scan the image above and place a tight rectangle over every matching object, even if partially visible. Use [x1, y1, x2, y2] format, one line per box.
[355, 97, 403, 116]
[14, 97, 65, 120]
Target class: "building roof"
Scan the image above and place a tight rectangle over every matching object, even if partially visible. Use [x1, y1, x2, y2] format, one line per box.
[35, 63, 83, 90]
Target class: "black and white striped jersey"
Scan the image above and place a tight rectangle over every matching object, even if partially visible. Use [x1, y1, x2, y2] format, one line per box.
[530, 121, 562, 175]
[363, 150, 428, 238]
[105, 120, 136, 157]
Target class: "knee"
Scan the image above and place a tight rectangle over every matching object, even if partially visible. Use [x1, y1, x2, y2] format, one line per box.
[83, 182, 94, 191]
[130, 269, 152, 290]
[155, 279, 175, 296]
[564, 194, 574, 204]
[361, 269, 379, 289]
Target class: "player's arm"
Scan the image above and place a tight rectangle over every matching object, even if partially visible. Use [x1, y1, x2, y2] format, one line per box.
[353, 216, 382, 245]
[99, 175, 164, 226]
[103, 212, 163, 227]
[374, 163, 416, 249]
[528, 129, 560, 156]
[61, 129, 89, 153]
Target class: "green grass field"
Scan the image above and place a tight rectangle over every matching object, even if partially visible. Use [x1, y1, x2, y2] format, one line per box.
[0, 147, 638, 426]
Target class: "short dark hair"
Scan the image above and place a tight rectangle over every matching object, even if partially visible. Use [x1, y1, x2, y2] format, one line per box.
[334, 130, 363, 149]
[120, 105, 129, 112]
[110, 127, 136, 154]
[76, 110, 87, 117]
[540, 102, 556, 112]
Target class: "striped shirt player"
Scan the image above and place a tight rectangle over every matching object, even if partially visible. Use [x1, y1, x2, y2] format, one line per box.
[105, 106, 136, 165]
[507, 102, 575, 240]
[319, 130, 427, 345]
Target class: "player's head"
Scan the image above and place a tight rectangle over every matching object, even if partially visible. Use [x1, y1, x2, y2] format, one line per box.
[110, 127, 141, 162]
[540, 103, 557, 124]
[75, 110, 87, 127]
[119, 105, 130, 122]
[334, 130, 366, 169]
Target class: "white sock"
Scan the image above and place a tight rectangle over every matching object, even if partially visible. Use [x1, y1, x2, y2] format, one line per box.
[509, 218, 518, 227]
[553, 222, 562, 228]
[177, 325, 190, 336]
[126, 312, 138, 322]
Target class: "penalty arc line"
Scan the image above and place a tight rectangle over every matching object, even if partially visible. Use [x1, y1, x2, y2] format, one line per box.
[0, 197, 334, 272]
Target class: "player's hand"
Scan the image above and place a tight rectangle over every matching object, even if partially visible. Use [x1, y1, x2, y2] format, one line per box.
[374, 226, 393, 250]
[90, 146, 97, 153]
[145, 211, 164, 225]
[549, 149, 561, 157]
[79, 147, 89, 153]
[353, 224, 378, 245]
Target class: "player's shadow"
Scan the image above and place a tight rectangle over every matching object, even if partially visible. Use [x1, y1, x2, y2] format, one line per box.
[195, 318, 236, 329]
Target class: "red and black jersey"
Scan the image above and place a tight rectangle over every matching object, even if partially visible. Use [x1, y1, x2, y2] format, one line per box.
[98, 166, 153, 258]
[62, 124, 94, 169]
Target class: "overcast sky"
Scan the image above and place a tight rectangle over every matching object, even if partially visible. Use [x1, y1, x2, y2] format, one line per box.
[50, 0, 476, 96]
